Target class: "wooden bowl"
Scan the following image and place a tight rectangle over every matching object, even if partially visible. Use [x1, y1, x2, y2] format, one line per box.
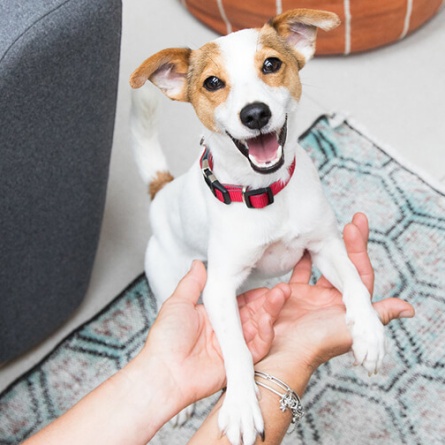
[181, 0, 442, 54]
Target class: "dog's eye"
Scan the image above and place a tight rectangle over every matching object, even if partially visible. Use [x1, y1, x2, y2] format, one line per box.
[203, 76, 225, 92]
[262, 58, 282, 74]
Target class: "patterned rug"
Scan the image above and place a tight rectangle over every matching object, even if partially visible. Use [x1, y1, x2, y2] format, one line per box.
[1, 114, 444, 445]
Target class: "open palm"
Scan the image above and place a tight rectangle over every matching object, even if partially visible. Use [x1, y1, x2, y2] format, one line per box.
[144, 261, 290, 406]
[262, 213, 414, 371]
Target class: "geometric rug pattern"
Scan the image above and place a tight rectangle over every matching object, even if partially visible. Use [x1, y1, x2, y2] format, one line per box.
[294, 115, 445, 445]
[1, 114, 444, 444]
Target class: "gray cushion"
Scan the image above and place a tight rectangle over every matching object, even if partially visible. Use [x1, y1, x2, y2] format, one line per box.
[0, 0, 122, 362]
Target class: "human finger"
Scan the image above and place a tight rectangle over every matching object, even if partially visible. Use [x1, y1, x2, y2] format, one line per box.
[343, 221, 374, 294]
[351, 212, 369, 243]
[260, 284, 291, 319]
[243, 285, 290, 361]
[169, 260, 207, 304]
[316, 213, 371, 289]
[239, 284, 290, 329]
[289, 251, 313, 284]
[237, 288, 269, 310]
[351, 213, 374, 293]
[373, 298, 415, 325]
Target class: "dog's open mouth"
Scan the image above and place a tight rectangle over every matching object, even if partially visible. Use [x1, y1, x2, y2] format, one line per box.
[228, 117, 287, 174]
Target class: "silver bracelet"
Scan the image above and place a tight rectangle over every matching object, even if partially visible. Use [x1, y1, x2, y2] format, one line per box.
[254, 371, 305, 424]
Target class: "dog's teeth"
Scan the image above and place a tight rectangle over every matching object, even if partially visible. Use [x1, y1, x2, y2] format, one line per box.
[248, 145, 283, 168]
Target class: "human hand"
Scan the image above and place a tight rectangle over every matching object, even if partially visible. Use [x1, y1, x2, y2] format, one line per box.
[256, 213, 415, 379]
[141, 261, 290, 409]
[186, 214, 414, 445]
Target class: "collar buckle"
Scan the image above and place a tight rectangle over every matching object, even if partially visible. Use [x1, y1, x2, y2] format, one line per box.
[202, 160, 232, 205]
[242, 186, 274, 208]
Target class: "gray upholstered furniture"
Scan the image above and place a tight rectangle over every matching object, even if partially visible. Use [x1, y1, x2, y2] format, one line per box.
[0, 0, 122, 362]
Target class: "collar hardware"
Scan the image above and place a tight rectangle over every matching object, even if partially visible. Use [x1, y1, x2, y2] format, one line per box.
[242, 186, 274, 208]
[202, 160, 232, 205]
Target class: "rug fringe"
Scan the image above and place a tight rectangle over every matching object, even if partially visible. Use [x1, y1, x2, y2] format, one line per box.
[325, 112, 445, 195]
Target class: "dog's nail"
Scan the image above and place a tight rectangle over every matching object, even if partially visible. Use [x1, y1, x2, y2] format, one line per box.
[260, 430, 266, 442]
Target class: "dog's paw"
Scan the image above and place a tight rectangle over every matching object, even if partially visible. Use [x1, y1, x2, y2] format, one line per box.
[346, 307, 386, 375]
[218, 384, 263, 445]
[169, 404, 195, 427]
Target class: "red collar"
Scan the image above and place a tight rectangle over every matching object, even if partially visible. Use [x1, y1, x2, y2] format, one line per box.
[200, 148, 296, 209]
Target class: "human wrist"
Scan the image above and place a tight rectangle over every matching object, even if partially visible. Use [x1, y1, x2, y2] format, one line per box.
[254, 350, 316, 397]
[118, 353, 184, 440]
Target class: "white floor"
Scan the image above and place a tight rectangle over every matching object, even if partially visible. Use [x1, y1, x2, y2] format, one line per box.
[1, 0, 445, 392]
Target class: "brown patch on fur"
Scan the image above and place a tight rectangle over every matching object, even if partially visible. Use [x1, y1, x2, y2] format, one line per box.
[130, 48, 192, 101]
[149, 171, 174, 200]
[131, 43, 230, 131]
[257, 26, 303, 101]
[270, 9, 340, 35]
[187, 42, 230, 132]
[269, 9, 340, 69]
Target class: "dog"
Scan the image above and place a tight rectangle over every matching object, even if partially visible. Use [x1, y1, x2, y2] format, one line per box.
[130, 9, 386, 445]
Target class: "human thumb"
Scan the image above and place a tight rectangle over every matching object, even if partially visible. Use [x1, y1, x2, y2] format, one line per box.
[171, 260, 207, 304]
[373, 298, 415, 325]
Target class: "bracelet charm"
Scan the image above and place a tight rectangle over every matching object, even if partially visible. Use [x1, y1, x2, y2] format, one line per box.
[254, 371, 305, 424]
[280, 390, 304, 423]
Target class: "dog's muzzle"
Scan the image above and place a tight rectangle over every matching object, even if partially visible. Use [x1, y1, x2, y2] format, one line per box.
[227, 116, 287, 174]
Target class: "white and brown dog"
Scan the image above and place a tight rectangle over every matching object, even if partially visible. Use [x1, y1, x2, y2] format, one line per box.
[130, 9, 385, 445]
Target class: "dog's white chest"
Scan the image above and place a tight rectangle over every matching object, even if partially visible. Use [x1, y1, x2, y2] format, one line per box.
[255, 236, 306, 278]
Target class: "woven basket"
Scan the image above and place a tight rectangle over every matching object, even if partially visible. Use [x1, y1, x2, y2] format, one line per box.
[182, 0, 442, 54]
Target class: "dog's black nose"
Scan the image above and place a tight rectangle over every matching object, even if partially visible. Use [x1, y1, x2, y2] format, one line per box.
[240, 102, 271, 130]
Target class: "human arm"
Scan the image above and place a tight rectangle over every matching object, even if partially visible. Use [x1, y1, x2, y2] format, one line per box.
[189, 213, 415, 444]
[22, 261, 290, 445]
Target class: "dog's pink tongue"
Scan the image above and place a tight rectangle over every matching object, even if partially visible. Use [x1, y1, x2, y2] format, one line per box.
[246, 133, 278, 163]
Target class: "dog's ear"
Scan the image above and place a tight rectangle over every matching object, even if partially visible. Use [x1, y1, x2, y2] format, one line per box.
[270, 9, 340, 68]
[130, 48, 192, 102]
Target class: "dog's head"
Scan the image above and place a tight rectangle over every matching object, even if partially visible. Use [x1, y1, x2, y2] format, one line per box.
[131, 9, 339, 174]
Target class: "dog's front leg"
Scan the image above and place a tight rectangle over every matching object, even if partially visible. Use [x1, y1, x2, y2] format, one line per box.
[203, 254, 264, 445]
[311, 237, 386, 375]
